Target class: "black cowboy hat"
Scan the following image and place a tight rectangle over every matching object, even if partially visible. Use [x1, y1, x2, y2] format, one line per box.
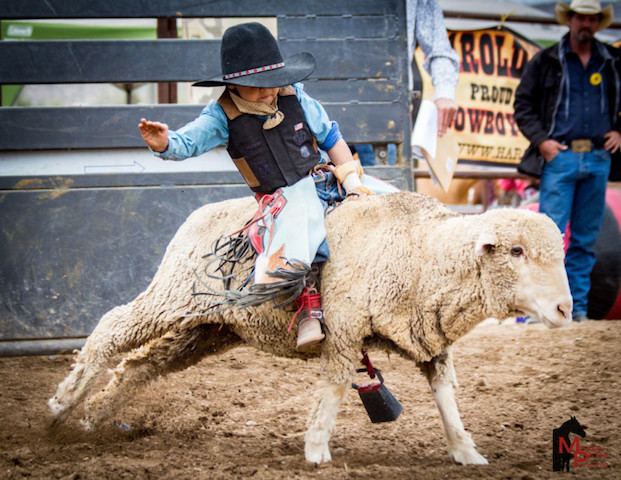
[193, 22, 316, 88]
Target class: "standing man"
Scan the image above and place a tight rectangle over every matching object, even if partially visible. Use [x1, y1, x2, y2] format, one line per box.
[357, 0, 460, 166]
[407, 0, 460, 137]
[514, 0, 621, 322]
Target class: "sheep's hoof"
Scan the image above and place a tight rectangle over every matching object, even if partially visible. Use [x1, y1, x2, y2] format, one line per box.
[47, 397, 70, 421]
[79, 418, 97, 432]
[449, 447, 488, 465]
[305, 442, 332, 464]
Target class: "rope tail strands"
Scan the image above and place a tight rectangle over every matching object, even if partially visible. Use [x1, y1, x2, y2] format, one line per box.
[189, 230, 310, 315]
[189, 180, 327, 316]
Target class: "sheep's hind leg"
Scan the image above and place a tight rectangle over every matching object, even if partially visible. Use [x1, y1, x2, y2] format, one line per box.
[81, 323, 241, 431]
[48, 303, 142, 424]
[421, 348, 488, 465]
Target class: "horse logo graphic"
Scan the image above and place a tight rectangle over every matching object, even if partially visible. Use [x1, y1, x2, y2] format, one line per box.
[552, 416, 587, 471]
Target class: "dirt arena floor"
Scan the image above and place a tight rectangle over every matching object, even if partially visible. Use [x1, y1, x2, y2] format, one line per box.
[1, 319, 619, 479]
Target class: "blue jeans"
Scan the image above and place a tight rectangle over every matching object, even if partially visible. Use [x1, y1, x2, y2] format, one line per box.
[539, 148, 611, 316]
[355, 144, 397, 166]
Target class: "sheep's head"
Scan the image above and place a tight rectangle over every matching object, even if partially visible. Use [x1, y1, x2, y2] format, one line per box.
[475, 208, 572, 328]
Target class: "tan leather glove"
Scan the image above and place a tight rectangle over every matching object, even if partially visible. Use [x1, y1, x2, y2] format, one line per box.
[333, 160, 375, 196]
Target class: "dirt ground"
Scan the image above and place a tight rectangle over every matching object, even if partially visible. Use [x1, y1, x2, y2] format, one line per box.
[1, 320, 619, 480]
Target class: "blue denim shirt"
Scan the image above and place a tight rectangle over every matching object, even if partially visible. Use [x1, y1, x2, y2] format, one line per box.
[553, 38, 611, 142]
[154, 82, 341, 160]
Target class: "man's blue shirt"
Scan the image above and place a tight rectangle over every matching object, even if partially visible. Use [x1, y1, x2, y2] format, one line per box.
[553, 40, 611, 142]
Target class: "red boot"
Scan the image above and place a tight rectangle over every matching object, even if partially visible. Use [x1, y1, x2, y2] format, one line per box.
[292, 288, 325, 350]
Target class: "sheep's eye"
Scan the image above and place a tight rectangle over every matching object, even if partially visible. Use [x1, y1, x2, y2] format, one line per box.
[511, 246, 524, 257]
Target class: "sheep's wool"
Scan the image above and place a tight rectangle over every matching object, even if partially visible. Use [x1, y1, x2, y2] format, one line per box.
[48, 190, 570, 466]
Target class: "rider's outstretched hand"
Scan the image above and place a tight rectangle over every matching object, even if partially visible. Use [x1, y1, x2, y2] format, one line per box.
[138, 118, 169, 153]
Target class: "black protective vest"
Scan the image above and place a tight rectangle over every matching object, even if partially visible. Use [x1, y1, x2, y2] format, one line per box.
[219, 87, 321, 194]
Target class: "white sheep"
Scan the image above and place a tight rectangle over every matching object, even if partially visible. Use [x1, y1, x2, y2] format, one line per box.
[48, 191, 572, 465]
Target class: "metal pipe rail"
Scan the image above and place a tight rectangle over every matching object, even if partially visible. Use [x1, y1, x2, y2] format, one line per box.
[413, 168, 529, 180]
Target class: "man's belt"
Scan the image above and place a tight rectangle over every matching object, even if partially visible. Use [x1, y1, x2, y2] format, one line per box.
[567, 138, 606, 153]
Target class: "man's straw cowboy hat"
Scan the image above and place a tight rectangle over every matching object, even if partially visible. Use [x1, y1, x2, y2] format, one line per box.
[555, 0, 614, 31]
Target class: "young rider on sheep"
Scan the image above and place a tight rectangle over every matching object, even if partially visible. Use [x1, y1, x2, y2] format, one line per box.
[139, 23, 398, 351]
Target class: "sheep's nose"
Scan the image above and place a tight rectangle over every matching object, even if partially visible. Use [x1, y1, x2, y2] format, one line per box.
[558, 302, 572, 321]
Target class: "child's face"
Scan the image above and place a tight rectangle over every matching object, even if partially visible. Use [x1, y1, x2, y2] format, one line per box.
[230, 86, 279, 105]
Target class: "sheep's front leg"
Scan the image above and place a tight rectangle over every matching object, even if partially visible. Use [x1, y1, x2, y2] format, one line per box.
[422, 349, 488, 465]
[304, 334, 360, 464]
[305, 380, 347, 464]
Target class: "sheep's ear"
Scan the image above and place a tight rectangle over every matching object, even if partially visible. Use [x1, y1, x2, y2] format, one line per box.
[475, 230, 497, 256]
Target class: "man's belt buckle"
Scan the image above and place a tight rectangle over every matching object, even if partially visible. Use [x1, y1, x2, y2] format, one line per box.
[570, 139, 592, 153]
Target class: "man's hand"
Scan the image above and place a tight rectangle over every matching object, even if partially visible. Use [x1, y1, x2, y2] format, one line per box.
[604, 130, 621, 154]
[538, 139, 568, 162]
[138, 118, 169, 153]
[434, 98, 457, 137]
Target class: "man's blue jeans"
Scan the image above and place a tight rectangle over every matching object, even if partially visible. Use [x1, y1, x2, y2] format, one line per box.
[539, 148, 611, 316]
